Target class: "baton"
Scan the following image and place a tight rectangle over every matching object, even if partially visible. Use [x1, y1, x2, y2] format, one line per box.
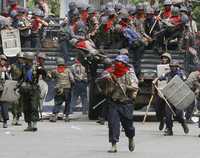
[149, 11, 162, 35]
[154, 85, 176, 116]
[143, 94, 154, 123]
[93, 98, 106, 110]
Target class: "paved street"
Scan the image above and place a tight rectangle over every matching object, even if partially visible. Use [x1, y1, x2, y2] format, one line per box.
[0, 113, 200, 158]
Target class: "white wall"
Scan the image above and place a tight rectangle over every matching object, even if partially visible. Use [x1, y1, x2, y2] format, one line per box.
[60, 0, 89, 18]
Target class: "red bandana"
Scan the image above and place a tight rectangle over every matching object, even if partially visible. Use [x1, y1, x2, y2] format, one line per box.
[104, 19, 114, 32]
[119, 20, 128, 30]
[75, 40, 87, 49]
[81, 10, 89, 23]
[57, 66, 65, 73]
[11, 4, 18, 11]
[163, 9, 172, 19]
[113, 63, 129, 78]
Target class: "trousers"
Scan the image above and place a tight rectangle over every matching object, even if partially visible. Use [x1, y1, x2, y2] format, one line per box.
[165, 104, 184, 130]
[107, 99, 135, 144]
[70, 81, 88, 113]
[0, 102, 9, 122]
[53, 88, 71, 115]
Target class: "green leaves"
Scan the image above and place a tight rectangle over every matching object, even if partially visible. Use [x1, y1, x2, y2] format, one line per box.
[48, 0, 60, 16]
[131, 0, 143, 4]
[27, 0, 60, 16]
[192, 6, 200, 29]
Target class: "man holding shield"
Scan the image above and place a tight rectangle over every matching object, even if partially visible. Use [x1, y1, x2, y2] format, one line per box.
[153, 60, 189, 136]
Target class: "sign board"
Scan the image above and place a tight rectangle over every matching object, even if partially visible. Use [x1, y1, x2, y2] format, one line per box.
[157, 64, 170, 77]
[161, 75, 195, 110]
[0, 80, 19, 103]
[157, 64, 170, 89]
[1, 29, 21, 57]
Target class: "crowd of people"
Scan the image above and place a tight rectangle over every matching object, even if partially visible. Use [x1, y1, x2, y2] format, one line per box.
[0, 0, 200, 153]
[0, 0, 198, 58]
[0, 50, 89, 128]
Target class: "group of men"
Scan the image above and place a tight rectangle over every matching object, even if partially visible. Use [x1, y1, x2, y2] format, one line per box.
[153, 53, 189, 136]
[0, 51, 89, 129]
[95, 48, 200, 152]
[0, 0, 49, 48]
[151, 51, 200, 137]
[48, 57, 88, 122]
[0, 52, 45, 131]
[0, 0, 198, 66]
[56, 0, 198, 77]
[66, 0, 200, 152]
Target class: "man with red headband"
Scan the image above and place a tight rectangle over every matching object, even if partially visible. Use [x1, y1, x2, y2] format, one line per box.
[70, 58, 88, 115]
[98, 54, 138, 153]
[49, 57, 74, 122]
[162, 0, 172, 19]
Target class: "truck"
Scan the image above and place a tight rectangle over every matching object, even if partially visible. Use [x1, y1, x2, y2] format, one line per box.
[0, 18, 197, 120]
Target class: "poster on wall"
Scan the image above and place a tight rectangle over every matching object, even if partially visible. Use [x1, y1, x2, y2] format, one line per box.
[1, 29, 21, 57]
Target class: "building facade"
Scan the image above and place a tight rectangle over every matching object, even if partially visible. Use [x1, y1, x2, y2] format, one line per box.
[0, 0, 26, 14]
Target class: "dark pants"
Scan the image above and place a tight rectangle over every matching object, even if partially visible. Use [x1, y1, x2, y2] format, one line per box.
[70, 81, 88, 113]
[165, 104, 184, 130]
[0, 102, 9, 122]
[155, 96, 166, 122]
[195, 99, 200, 128]
[21, 86, 40, 123]
[31, 34, 41, 51]
[60, 40, 69, 63]
[21, 36, 31, 48]
[107, 99, 135, 144]
[53, 88, 71, 115]
[129, 43, 144, 75]
[185, 100, 195, 120]
[11, 96, 23, 119]
[98, 101, 108, 121]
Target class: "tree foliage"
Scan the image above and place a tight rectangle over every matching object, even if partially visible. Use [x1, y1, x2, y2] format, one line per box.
[48, 0, 60, 16]
[192, 5, 200, 29]
[27, 0, 60, 16]
[131, 0, 143, 4]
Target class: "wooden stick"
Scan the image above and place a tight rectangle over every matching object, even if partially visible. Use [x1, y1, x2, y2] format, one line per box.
[154, 85, 176, 116]
[149, 11, 162, 34]
[143, 94, 154, 123]
[93, 98, 106, 110]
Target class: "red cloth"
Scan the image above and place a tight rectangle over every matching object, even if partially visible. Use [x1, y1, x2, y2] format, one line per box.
[81, 10, 89, 23]
[57, 66, 65, 73]
[105, 66, 114, 73]
[113, 62, 129, 78]
[11, 4, 18, 11]
[119, 20, 128, 30]
[170, 16, 181, 25]
[162, 9, 172, 19]
[104, 19, 114, 32]
[31, 18, 40, 32]
[75, 40, 87, 49]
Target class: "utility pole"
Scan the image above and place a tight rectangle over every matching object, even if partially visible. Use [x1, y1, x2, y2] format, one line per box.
[2, 0, 7, 11]
[24, 0, 27, 8]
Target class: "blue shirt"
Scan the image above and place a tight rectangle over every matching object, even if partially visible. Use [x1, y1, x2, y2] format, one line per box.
[159, 69, 186, 82]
